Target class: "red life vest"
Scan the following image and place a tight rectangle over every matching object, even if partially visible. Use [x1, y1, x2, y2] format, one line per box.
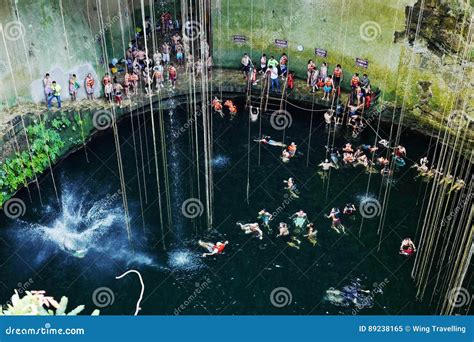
[214, 243, 226, 254]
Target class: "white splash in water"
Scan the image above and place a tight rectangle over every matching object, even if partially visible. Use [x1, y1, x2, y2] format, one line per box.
[14, 187, 158, 268]
[168, 249, 202, 272]
[212, 154, 231, 170]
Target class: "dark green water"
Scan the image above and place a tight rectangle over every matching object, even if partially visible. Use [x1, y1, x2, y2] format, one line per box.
[0, 96, 435, 315]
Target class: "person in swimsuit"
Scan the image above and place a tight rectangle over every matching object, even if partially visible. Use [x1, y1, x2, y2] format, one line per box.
[399, 238, 416, 256]
[258, 209, 273, 231]
[327, 208, 346, 234]
[254, 136, 286, 147]
[199, 240, 229, 257]
[276, 222, 289, 237]
[237, 222, 263, 240]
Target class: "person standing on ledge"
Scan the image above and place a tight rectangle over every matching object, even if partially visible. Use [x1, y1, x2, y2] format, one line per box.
[85, 73, 95, 100]
[43, 73, 52, 103]
[268, 65, 280, 93]
[47, 81, 62, 109]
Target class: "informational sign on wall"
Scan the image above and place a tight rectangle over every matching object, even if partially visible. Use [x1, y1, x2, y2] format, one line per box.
[355, 58, 369, 68]
[232, 35, 247, 44]
[274, 39, 288, 48]
[315, 48, 327, 58]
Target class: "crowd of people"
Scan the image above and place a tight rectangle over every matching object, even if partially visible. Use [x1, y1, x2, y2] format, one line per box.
[41, 13, 214, 110]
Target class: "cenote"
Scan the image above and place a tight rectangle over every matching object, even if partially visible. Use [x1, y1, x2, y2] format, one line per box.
[1, 96, 439, 315]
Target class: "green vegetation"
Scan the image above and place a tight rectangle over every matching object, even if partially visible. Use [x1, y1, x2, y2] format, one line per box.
[1, 290, 99, 316]
[0, 110, 91, 206]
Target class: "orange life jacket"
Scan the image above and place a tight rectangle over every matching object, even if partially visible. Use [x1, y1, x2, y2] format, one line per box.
[333, 68, 342, 77]
[325, 79, 332, 87]
[351, 76, 359, 86]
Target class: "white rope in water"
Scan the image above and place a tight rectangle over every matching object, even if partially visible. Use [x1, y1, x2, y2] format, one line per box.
[115, 269, 145, 316]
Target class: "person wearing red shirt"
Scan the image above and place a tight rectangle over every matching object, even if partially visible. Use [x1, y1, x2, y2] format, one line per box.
[199, 240, 229, 257]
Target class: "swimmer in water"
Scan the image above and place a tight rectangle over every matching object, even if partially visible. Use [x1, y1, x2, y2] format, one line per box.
[439, 174, 454, 186]
[361, 144, 378, 153]
[377, 156, 390, 166]
[254, 135, 287, 147]
[304, 222, 317, 246]
[343, 203, 356, 215]
[378, 139, 390, 148]
[283, 177, 299, 198]
[257, 209, 273, 231]
[318, 159, 336, 171]
[237, 222, 263, 240]
[327, 208, 346, 234]
[199, 240, 229, 257]
[276, 222, 289, 237]
[393, 145, 407, 158]
[399, 238, 416, 256]
[448, 178, 465, 193]
[287, 142, 297, 157]
[281, 149, 291, 163]
[343, 143, 353, 153]
[212, 96, 224, 117]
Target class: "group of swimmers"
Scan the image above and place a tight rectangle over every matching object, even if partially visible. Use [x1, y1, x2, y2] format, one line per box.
[212, 97, 238, 118]
[199, 203, 417, 256]
[318, 140, 408, 178]
[411, 157, 466, 192]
